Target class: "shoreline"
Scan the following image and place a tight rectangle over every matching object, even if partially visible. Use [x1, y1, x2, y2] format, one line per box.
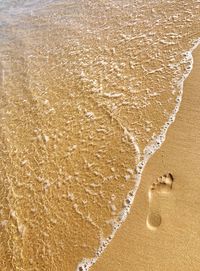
[91, 45, 200, 271]
[79, 40, 200, 271]
[1, 2, 200, 270]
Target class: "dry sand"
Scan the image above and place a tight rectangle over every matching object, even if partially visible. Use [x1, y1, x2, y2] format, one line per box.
[92, 45, 200, 271]
[0, 2, 200, 270]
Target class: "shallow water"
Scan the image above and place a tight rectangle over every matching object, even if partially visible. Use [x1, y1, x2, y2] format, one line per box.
[0, 1, 200, 270]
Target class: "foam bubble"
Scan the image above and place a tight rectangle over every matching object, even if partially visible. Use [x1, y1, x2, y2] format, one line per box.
[77, 37, 200, 271]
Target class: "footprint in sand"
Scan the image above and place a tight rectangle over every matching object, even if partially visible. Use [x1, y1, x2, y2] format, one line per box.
[146, 173, 174, 230]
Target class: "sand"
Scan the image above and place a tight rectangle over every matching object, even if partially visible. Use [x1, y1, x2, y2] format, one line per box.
[0, 2, 200, 270]
[91, 45, 200, 271]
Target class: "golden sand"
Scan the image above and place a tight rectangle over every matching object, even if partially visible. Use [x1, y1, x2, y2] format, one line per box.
[0, 1, 200, 270]
[92, 45, 200, 271]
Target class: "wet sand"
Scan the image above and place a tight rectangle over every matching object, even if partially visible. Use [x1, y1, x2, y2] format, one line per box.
[92, 45, 200, 271]
[0, 2, 200, 270]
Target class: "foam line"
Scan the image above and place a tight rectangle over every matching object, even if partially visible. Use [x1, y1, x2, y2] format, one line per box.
[77, 38, 200, 271]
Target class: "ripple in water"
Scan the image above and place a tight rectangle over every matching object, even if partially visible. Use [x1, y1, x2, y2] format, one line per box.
[0, 1, 199, 270]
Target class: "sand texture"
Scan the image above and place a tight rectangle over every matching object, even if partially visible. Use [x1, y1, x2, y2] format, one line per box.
[92, 45, 200, 271]
[0, 1, 200, 270]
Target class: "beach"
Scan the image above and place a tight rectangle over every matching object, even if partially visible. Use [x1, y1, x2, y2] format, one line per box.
[0, 1, 200, 270]
[92, 45, 200, 271]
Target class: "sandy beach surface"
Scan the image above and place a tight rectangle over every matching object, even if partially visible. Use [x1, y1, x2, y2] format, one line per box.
[92, 45, 200, 271]
[0, 1, 200, 270]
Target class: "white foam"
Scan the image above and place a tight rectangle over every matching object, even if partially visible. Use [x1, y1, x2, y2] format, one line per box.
[77, 38, 200, 271]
